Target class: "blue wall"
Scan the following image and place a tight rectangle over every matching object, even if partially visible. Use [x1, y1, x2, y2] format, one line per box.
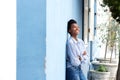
[17, 0, 46, 80]
[46, 0, 83, 80]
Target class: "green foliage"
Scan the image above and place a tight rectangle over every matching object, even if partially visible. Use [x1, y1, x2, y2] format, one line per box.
[98, 19, 120, 48]
[103, 0, 120, 23]
[97, 19, 120, 61]
[97, 65, 108, 72]
[107, 20, 119, 47]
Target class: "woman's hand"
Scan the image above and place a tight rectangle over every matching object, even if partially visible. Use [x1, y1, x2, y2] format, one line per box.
[78, 56, 82, 61]
[83, 51, 87, 55]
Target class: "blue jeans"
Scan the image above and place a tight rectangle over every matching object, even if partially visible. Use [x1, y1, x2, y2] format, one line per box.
[66, 66, 86, 80]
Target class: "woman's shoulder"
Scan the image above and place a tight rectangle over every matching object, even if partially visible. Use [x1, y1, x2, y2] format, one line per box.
[78, 38, 84, 42]
[78, 38, 85, 45]
[67, 37, 74, 44]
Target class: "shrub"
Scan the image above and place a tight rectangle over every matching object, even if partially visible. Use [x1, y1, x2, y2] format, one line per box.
[96, 65, 108, 72]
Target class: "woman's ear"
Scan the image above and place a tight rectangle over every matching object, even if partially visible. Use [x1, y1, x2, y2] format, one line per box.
[68, 29, 71, 33]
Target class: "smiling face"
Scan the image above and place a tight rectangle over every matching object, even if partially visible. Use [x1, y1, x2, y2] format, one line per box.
[68, 23, 80, 36]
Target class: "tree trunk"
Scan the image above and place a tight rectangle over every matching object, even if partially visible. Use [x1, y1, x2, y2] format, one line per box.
[116, 50, 120, 80]
[104, 41, 108, 60]
[110, 47, 113, 63]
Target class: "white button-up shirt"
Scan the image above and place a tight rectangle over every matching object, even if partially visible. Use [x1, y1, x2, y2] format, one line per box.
[66, 37, 88, 68]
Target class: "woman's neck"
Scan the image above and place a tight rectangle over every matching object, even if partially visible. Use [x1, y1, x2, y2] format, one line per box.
[72, 36, 78, 41]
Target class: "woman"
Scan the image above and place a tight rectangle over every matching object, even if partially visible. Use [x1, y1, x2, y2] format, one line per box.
[66, 19, 88, 80]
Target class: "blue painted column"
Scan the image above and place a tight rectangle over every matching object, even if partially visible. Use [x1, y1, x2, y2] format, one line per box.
[90, 41, 93, 62]
[17, 0, 46, 80]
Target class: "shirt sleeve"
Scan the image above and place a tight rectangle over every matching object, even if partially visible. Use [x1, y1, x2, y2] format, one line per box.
[79, 40, 89, 63]
[67, 42, 81, 67]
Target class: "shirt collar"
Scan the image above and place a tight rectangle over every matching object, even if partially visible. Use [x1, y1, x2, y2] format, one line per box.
[71, 37, 79, 44]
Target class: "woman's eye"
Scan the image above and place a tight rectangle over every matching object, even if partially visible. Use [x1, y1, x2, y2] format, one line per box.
[73, 28, 77, 29]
